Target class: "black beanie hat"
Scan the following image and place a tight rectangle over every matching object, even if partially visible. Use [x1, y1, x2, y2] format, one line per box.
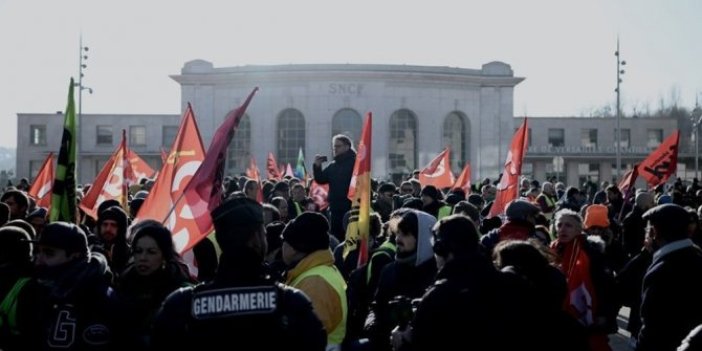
[0, 226, 32, 264]
[420, 185, 441, 201]
[34, 222, 89, 258]
[282, 212, 330, 253]
[211, 197, 264, 253]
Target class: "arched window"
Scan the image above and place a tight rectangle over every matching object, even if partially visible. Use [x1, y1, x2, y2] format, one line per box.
[388, 109, 417, 181]
[442, 112, 468, 174]
[332, 108, 362, 146]
[227, 114, 251, 175]
[277, 109, 306, 166]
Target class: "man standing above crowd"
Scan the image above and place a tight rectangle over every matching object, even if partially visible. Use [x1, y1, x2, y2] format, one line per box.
[313, 134, 356, 242]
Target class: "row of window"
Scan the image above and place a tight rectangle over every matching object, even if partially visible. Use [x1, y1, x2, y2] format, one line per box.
[30, 125, 157, 147]
[29, 109, 471, 178]
[543, 128, 663, 149]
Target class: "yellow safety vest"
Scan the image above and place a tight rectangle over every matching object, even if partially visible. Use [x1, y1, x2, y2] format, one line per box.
[542, 195, 556, 220]
[291, 265, 348, 346]
[438, 205, 452, 220]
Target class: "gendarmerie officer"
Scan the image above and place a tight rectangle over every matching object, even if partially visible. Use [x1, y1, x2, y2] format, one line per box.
[152, 197, 326, 350]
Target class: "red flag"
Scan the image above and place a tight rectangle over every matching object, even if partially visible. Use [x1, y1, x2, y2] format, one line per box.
[267, 152, 282, 180]
[554, 238, 598, 327]
[136, 103, 205, 254]
[346, 113, 372, 265]
[452, 163, 471, 195]
[79, 130, 129, 219]
[618, 165, 639, 196]
[309, 180, 329, 211]
[127, 149, 156, 182]
[489, 118, 529, 218]
[179, 88, 258, 253]
[160, 147, 168, 164]
[245, 156, 264, 203]
[419, 148, 453, 189]
[638, 130, 680, 188]
[246, 156, 260, 181]
[28, 153, 55, 208]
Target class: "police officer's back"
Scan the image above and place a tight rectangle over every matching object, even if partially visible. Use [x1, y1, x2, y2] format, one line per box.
[152, 198, 326, 350]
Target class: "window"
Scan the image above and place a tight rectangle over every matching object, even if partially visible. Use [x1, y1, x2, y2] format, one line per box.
[130, 126, 146, 146]
[443, 112, 469, 174]
[545, 162, 566, 183]
[522, 162, 534, 180]
[578, 163, 600, 186]
[162, 126, 178, 148]
[581, 129, 597, 148]
[30, 125, 46, 146]
[332, 109, 362, 146]
[227, 114, 251, 174]
[647, 129, 663, 148]
[96, 125, 113, 145]
[389, 109, 417, 178]
[277, 109, 305, 166]
[95, 158, 108, 178]
[29, 160, 44, 178]
[548, 129, 565, 147]
[616, 129, 631, 149]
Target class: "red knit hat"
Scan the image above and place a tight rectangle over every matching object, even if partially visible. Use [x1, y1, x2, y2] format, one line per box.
[584, 204, 610, 229]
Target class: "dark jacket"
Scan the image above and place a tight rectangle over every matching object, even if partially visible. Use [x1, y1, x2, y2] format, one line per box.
[638, 241, 702, 351]
[410, 255, 538, 351]
[622, 206, 647, 258]
[313, 149, 356, 214]
[115, 261, 192, 350]
[17, 254, 121, 350]
[152, 250, 326, 351]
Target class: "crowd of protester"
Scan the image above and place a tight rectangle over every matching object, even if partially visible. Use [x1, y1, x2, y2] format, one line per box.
[3, 145, 702, 350]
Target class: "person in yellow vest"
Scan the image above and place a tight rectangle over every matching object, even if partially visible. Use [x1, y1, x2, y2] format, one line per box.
[536, 181, 558, 222]
[282, 212, 348, 351]
[289, 183, 307, 218]
[420, 185, 452, 220]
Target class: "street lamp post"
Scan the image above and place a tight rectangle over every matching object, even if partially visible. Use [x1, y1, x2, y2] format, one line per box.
[693, 98, 702, 179]
[615, 39, 626, 179]
[75, 35, 92, 182]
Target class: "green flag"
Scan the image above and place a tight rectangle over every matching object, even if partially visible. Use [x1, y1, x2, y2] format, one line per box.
[50, 78, 78, 223]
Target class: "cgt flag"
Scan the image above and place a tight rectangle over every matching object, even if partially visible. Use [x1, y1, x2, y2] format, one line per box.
[79, 130, 130, 219]
[28, 152, 55, 208]
[345, 112, 372, 265]
[419, 148, 453, 189]
[50, 79, 78, 223]
[452, 163, 471, 195]
[178, 88, 258, 253]
[136, 103, 205, 254]
[489, 118, 529, 218]
[638, 130, 680, 188]
[127, 149, 156, 182]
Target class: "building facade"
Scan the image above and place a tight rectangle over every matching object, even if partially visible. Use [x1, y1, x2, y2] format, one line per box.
[16, 61, 695, 188]
[18, 61, 524, 183]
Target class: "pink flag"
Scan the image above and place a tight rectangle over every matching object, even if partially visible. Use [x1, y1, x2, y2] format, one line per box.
[177, 88, 258, 252]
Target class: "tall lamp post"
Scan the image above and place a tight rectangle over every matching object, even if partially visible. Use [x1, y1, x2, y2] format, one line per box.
[693, 98, 702, 179]
[75, 35, 92, 182]
[614, 39, 626, 179]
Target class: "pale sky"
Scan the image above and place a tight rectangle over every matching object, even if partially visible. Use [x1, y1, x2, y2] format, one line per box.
[1, 0, 700, 148]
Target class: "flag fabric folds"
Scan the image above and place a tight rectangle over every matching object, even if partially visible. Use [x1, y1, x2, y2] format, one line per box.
[310, 180, 329, 211]
[419, 148, 453, 189]
[452, 163, 471, 195]
[136, 103, 206, 254]
[345, 112, 372, 265]
[178, 88, 258, 253]
[28, 152, 55, 208]
[50, 79, 78, 223]
[127, 149, 156, 182]
[638, 130, 680, 188]
[79, 130, 130, 219]
[488, 118, 529, 218]
[267, 152, 282, 180]
[295, 147, 307, 181]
